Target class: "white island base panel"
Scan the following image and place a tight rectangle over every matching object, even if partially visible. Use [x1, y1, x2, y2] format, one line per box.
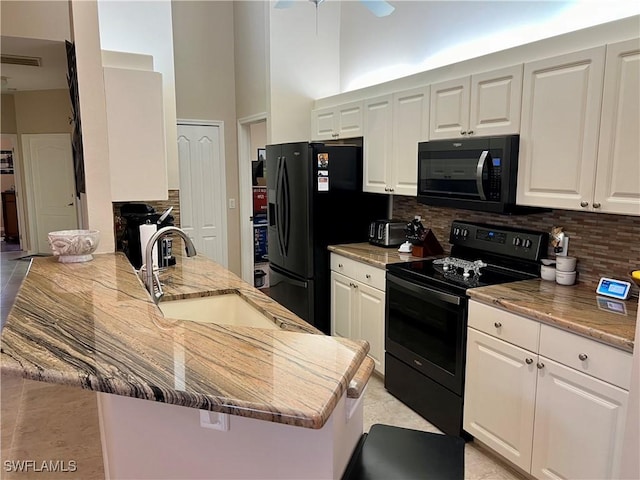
[97, 390, 365, 480]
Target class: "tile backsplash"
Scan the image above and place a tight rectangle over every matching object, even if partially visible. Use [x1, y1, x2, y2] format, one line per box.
[393, 197, 640, 292]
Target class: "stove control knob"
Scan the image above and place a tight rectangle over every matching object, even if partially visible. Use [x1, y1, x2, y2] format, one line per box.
[454, 227, 460, 236]
[513, 237, 522, 246]
[462, 229, 469, 238]
[523, 238, 532, 248]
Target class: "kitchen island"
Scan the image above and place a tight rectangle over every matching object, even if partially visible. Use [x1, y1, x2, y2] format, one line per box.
[1, 253, 374, 479]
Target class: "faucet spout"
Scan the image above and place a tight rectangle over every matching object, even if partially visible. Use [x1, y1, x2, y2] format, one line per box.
[143, 226, 197, 304]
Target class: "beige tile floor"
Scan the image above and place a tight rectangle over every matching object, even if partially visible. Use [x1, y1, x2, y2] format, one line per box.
[1, 251, 526, 479]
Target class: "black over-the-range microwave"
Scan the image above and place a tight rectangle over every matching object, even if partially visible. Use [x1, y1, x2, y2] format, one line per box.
[417, 134, 524, 214]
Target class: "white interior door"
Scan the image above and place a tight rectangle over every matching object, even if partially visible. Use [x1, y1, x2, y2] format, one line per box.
[21, 134, 78, 254]
[177, 123, 228, 267]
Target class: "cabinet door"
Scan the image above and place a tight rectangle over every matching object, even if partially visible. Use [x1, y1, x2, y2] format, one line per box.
[470, 65, 523, 137]
[391, 86, 429, 196]
[429, 76, 470, 140]
[531, 357, 628, 480]
[463, 328, 537, 472]
[336, 101, 364, 138]
[311, 107, 337, 141]
[104, 67, 167, 201]
[363, 95, 393, 194]
[594, 38, 640, 216]
[330, 271, 354, 338]
[353, 282, 385, 375]
[517, 47, 606, 210]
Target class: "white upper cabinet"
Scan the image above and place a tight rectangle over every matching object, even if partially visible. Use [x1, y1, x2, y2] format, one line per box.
[104, 66, 168, 202]
[429, 65, 522, 140]
[517, 46, 605, 211]
[363, 86, 429, 195]
[311, 101, 363, 141]
[392, 87, 430, 196]
[594, 38, 640, 216]
[363, 95, 393, 194]
[518, 40, 640, 216]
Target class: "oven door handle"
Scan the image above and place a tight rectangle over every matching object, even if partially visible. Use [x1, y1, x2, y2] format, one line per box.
[387, 273, 462, 306]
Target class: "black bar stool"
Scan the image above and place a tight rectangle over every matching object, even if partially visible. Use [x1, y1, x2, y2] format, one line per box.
[342, 424, 465, 480]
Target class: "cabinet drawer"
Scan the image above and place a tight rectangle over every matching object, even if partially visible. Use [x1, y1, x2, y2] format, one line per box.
[468, 300, 540, 352]
[539, 324, 633, 390]
[330, 254, 385, 291]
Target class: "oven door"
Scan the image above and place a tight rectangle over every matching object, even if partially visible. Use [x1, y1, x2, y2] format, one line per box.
[385, 272, 467, 395]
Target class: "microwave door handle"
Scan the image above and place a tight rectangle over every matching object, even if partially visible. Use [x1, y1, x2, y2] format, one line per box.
[476, 150, 490, 201]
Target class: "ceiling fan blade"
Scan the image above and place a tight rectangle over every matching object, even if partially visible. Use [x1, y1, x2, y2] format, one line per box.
[360, 0, 395, 17]
[274, 1, 295, 9]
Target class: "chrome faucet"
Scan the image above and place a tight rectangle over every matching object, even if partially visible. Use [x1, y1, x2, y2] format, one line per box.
[142, 226, 197, 303]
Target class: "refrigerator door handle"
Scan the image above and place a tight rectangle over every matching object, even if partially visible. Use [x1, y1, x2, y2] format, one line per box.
[275, 156, 285, 257]
[282, 155, 291, 255]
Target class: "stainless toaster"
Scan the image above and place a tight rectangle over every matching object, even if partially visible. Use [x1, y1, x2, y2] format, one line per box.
[368, 220, 406, 247]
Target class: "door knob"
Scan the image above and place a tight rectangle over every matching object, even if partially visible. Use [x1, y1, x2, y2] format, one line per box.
[593, 203, 601, 209]
[525, 358, 533, 365]
[494, 322, 502, 328]
[536, 362, 545, 369]
[580, 201, 589, 207]
[578, 353, 588, 361]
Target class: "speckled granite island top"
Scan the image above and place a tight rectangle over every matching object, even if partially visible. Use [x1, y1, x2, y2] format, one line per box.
[468, 280, 637, 352]
[0, 253, 372, 429]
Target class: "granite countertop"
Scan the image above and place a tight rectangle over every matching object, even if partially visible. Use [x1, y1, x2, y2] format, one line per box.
[0, 253, 372, 429]
[328, 242, 437, 268]
[468, 280, 637, 352]
[329, 242, 636, 353]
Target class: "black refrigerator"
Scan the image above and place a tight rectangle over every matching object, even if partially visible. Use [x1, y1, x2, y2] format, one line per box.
[266, 142, 389, 334]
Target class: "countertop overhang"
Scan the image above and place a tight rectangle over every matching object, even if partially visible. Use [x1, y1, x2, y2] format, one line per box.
[0, 253, 372, 429]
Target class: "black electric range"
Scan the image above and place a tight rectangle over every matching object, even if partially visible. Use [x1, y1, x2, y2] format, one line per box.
[384, 220, 549, 437]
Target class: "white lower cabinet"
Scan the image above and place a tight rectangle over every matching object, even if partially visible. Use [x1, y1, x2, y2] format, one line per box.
[330, 254, 386, 375]
[531, 357, 629, 480]
[464, 300, 631, 479]
[465, 328, 537, 471]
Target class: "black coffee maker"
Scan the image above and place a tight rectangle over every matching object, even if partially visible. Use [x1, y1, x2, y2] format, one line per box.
[119, 204, 176, 269]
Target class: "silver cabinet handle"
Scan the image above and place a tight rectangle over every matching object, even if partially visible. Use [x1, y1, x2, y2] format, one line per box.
[389, 187, 395, 192]
[365, 274, 371, 279]
[525, 358, 534, 365]
[578, 353, 588, 361]
[338, 263, 343, 268]
[461, 130, 467, 135]
[467, 130, 474, 135]
[354, 284, 358, 289]
[384, 187, 389, 192]
[580, 201, 589, 207]
[593, 203, 601, 209]
[537, 362, 545, 369]
[494, 322, 502, 328]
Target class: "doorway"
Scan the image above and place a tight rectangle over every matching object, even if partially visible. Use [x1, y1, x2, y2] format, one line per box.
[0, 134, 24, 252]
[237, 113, 267, 286]
[176, 121, 228, 268]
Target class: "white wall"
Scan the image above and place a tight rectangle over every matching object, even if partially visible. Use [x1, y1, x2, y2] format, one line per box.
[268, 1, 341, 142]
[234, 1, 269, 121]
[69, 0, 115, 253]
[339, 1, 640, 92]
[97, 0, 178, 194]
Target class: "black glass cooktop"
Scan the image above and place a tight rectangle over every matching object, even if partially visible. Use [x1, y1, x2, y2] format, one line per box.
[387, 258, 535, 295]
